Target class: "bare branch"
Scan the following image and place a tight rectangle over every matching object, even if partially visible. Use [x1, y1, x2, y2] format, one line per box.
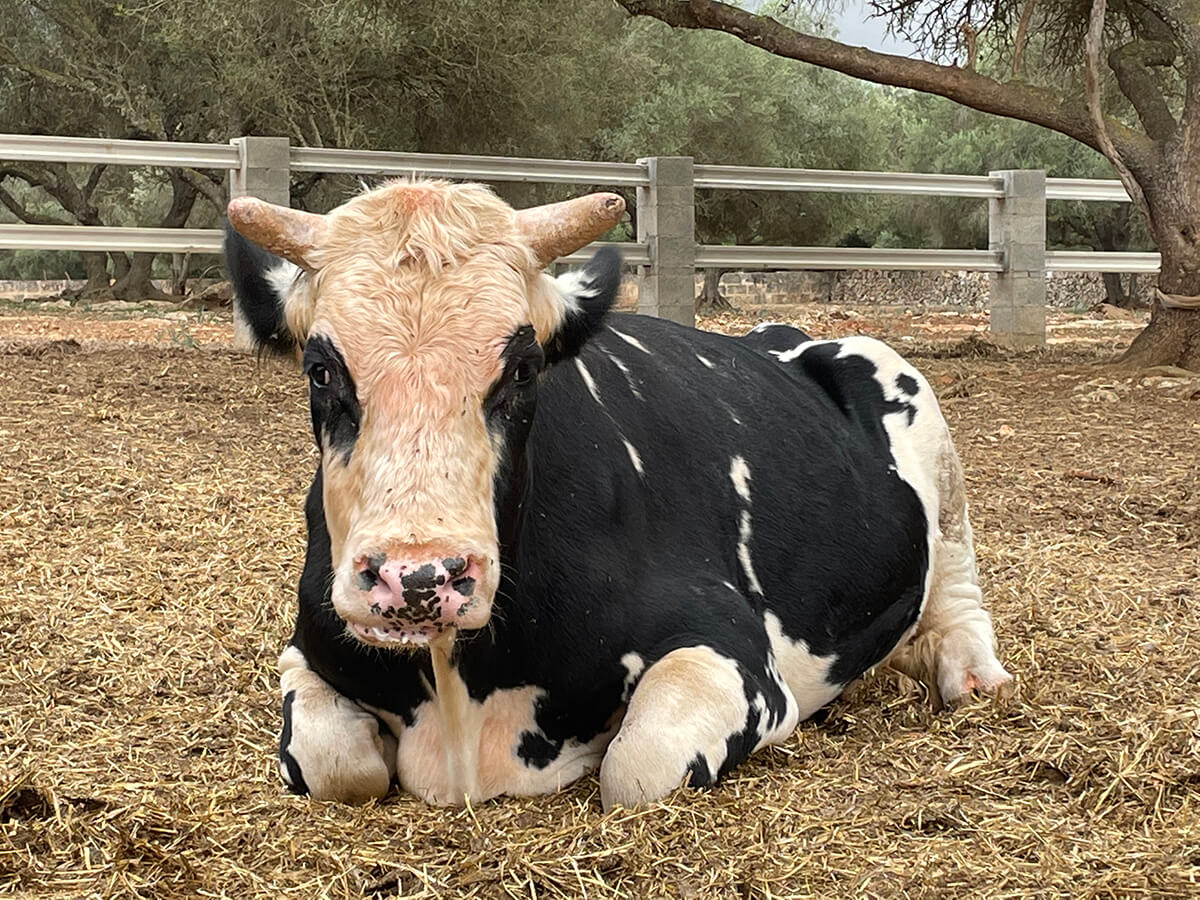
[1084, 0, 1150, 216]
[177, 167, 227, 215]
[1011, 0, 1036, 78]
[1108, 39, 1179, 139]
[82, 164, 107, 202]
[0, 182, 69, 225]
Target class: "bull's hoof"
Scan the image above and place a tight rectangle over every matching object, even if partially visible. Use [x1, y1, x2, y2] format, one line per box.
[940, 660, 1015, 709]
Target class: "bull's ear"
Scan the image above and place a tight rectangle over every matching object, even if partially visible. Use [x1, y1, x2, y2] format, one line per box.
[224, 222, 304, 356]
[541, 246, 622, 365]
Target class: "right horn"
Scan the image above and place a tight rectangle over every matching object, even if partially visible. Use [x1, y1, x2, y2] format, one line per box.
[226, 196, 329, 271]
[516, 193, 625, 268]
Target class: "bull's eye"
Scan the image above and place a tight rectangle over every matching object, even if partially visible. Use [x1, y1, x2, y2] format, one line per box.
[309, 364, 331, 388]
[513, 360, 539, 386]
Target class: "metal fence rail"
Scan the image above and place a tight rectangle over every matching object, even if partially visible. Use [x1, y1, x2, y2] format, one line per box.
[0, 132, 1156, 343]
[291, 147, 648, 186]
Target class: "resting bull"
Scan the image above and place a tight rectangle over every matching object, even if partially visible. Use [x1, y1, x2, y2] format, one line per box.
[224, 181, 1012, 810]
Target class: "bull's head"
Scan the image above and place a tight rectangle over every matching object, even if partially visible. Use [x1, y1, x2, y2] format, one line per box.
[224, 181, 623, 650]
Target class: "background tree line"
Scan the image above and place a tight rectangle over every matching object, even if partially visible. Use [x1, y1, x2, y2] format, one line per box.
[0, 0, 1143, 304]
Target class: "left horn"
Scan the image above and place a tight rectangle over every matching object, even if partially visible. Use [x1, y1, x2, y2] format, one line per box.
[226, 196, 329, 271]
[516, 193, 626, 268]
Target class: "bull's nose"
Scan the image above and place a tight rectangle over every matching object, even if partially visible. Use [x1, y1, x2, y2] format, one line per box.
[353, 553, 480, 621]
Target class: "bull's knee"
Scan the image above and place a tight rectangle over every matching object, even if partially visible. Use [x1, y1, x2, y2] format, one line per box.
[278, 645, 397, 803]
[599, 646, 796, 811]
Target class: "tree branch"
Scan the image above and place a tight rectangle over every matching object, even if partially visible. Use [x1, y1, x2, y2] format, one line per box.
[1108, 39, 1178, 140]
[0, 183, 70, 225]
[615, 0, 1151, 161]
[177, 167, 227, 215]
[1011, 0, 1037, 78]
[1084, 0, 1150, 218]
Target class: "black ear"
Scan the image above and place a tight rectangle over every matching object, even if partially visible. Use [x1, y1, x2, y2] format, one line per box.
[542, 246, 622, 365]
[224, 222, 300, 356]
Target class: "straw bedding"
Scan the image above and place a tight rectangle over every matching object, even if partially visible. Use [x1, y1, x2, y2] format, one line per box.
[1, 306, 1197, 898]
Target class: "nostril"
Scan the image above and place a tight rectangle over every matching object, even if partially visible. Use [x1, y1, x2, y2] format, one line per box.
[355, 553, 385, 591]
[442, 557, 467, 578]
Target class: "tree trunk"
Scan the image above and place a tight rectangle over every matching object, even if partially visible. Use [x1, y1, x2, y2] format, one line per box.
[1119, 304, 1200, 369]
[1101, 272, 1140, 308]
[1116, 166, 1200, 369]
[696, 267, 733, 310]
[110, 252, 169, 301]
[76, 252, 113, 299]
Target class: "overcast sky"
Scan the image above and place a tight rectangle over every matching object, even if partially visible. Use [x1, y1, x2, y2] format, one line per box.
[825, 0, 922, 57]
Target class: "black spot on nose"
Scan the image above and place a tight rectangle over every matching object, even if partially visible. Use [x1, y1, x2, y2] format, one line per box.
[451, 576, 476, 597]
[400, 564, 438, 605]
[357, 554, 386, 591]
[442, 557, 467, 578]
[401, 564, 437, 592]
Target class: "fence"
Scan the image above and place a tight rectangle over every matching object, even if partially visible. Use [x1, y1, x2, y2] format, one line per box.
[0, 133, 1160, 346]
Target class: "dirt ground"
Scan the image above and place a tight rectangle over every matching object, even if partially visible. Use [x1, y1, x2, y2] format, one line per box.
[1, 304, 1198, 899]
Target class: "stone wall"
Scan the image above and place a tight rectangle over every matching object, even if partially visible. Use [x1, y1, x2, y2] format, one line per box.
[698, 269, 1154, 309]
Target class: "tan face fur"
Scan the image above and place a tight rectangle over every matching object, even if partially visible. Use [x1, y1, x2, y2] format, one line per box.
[283, 181, 574, 640]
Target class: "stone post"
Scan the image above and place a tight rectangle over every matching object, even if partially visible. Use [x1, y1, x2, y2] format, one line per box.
[228, 137, 291, 350]
[988, 169, 1047, 346]
[636, 157, 695, 326]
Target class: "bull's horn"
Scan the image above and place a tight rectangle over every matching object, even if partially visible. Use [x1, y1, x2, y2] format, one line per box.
[226, 196, 328, 270]
[517, 193, 626, 268]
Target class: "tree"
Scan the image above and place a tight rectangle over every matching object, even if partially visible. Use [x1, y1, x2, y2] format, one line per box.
[595, 17, 893, 307]
[863, 89, 1153, 306]
[616, 0, 1200, 367]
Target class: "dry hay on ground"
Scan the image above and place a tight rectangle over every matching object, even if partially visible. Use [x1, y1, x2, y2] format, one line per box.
[1, 308, 1198, 899]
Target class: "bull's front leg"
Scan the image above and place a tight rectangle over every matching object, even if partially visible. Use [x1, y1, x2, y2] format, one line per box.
[599, 644, 798, 811]
[277, 645, 397, 803]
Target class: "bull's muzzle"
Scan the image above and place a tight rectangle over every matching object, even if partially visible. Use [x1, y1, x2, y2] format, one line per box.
[344, 550, 490, 646]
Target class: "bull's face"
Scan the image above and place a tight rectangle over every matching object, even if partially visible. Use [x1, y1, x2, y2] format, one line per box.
[225, 181, 623, 650]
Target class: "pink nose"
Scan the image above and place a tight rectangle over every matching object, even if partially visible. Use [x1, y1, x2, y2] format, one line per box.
[355, 554, 479, 624]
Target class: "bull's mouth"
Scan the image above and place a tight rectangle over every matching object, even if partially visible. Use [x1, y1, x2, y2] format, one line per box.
[347, 621, 446, 647]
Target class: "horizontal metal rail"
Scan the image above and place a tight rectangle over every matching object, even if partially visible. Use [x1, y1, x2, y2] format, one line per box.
[694, 245, 1005, 271]
[559, 242, 650, 266]
[0, 225, 1162, 275]
[694, 165, 1006, 198]
[1045, 250, 1159, 273]
[0, 224, 225, 254]
[0, 224, 649, 265]
[0, 134, 240, 169]
[1045, 178, 1132, 202]
[291, 148, 649, 186]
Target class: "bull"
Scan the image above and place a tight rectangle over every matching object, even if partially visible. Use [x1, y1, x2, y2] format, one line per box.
[224, 180, 1012, 809]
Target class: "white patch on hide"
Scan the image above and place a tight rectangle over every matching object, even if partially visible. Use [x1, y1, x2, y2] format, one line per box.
[696, 354, 715, 369]
[621, 437, 645, 476]
[620, 652, 645, 699]
[602, 350, 644, 400]
[395, 665, 611, 806]
[608, 326, 651, 354]
[729, 456, 752, 503]
[737, 510, 764, 596]
[763, 611, 841, 721]
[574, 358, 603, 406]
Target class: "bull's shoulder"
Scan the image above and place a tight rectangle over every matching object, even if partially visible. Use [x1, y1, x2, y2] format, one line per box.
[769, 335, 931, 433]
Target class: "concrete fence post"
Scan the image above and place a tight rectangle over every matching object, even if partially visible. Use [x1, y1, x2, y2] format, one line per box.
[636, 156, 695, 326]
[227, 136, 291, 350]
[988, 169, 1047, 346]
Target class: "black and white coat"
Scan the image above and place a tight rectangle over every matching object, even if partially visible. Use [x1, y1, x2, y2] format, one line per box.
[231, 241, 1011, 809]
